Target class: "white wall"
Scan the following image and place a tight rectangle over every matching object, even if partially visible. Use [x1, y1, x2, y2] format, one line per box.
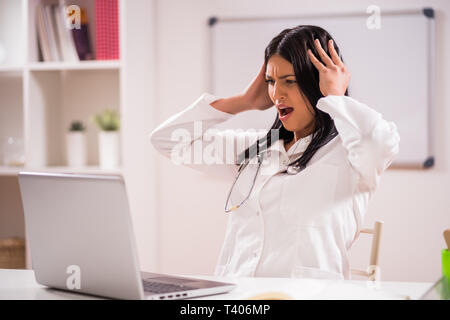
[122, 0, 159, 272]
[150, 0, 450, 282]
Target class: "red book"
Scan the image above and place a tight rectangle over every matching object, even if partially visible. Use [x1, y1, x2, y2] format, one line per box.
[95, 0, 119, 60]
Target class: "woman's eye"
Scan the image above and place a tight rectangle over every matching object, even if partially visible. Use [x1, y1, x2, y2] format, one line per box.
[265, 79, 296, 85]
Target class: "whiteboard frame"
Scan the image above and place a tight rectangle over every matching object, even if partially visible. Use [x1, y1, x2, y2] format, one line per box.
[207, 7, 436, 169]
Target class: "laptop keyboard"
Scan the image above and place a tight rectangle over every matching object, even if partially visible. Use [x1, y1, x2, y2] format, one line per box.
[142, 280, 196, 294]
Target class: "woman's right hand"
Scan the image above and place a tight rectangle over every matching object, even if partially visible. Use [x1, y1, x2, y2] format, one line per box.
[241, 63, 274, 111]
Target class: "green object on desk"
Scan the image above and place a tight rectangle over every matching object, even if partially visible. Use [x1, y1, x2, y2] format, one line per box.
[441, 249, 450, 299]
[443, 249, 450, 279]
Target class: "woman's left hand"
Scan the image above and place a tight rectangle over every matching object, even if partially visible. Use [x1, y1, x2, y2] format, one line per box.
[307, 39, 351, 96]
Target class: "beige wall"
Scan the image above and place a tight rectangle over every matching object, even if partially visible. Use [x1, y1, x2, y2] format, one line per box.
[152, 0, 450, 282]
[0, 176, 25, 239]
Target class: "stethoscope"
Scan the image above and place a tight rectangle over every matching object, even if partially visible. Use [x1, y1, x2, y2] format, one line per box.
[224, 147, 303, 213]
[223, 128, 338, 213]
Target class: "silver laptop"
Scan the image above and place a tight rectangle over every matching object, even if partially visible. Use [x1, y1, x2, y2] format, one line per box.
[18, 172, 236, 300]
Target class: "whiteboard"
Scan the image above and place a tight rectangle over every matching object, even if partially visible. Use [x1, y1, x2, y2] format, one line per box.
[209, 8, 436, 168]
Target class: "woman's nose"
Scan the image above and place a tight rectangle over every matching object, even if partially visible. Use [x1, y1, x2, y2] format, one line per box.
[272, 82, 286, 101]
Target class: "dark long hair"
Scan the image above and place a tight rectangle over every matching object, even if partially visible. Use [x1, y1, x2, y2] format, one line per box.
[237, 25, 349, 172]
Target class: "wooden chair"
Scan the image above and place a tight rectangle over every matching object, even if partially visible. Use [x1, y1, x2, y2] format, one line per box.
[351, 220, 384, 280]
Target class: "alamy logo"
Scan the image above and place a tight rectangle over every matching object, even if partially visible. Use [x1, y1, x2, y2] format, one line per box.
[66, 265, 81, 290]
[167, 121, 280, 176]
[366, 5, 381, 30]
[66, 5, 81, 30]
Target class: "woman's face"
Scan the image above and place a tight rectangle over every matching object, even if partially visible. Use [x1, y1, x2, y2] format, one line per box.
[265, 54, 315, 136]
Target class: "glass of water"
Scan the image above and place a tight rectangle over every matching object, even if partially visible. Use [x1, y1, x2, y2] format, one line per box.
[2, 137, 25, 167]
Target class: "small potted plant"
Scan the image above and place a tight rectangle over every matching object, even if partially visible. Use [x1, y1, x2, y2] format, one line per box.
[92, 109, 120, 169]
[66, 120, 87, 167]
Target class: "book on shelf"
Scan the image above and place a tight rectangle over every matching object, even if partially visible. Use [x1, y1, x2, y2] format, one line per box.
[36, 3, 52, 62]
[36, 1, 94, 62]
[96, 0, 120, 60]
[71, 8, 94, 61]
[35, 0, 120, 63]
[44, 4, 61, 61]
[54, 2, 79, 62]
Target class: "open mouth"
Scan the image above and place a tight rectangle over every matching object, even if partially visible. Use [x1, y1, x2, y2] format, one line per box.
[279, 107, 294, 117]
[278, 107, 294, 120]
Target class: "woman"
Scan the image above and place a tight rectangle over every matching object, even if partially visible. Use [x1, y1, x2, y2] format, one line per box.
[150, 25, 400, 280]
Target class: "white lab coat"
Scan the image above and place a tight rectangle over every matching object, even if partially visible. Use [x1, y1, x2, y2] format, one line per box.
[150, 93, 400, 280]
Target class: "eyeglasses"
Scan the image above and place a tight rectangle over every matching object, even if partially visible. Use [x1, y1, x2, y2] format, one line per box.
[224, 153, 263, 213]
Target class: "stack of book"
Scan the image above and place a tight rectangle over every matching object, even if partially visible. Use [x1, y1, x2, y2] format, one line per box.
[36, 0, 120, 63]
[36, 1, 93, 62]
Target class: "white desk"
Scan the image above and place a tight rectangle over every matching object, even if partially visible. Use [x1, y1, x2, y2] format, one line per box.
[0, 269, 433, 300]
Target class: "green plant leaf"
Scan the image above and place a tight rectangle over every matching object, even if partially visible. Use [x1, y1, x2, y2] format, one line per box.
[69, 120, 85, 132]
[92, 109, 120, 131]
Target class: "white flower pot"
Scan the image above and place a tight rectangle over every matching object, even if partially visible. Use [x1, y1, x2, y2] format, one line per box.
[66, 132, 87, 167]
[98, 131, 120, 169]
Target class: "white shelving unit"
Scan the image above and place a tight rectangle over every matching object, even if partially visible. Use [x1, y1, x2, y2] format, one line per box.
[0, 0, 127, 270]
[1, 0, 159, 273]
[27, 60, 122, 71]
[0, 0, 124, 175]
[0, 165, 122, 176]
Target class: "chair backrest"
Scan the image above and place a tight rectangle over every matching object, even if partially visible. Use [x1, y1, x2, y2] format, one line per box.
[351, 220, 384, 280]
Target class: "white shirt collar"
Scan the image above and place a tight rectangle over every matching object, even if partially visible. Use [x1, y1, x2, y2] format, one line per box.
[267, 134, 313, 158]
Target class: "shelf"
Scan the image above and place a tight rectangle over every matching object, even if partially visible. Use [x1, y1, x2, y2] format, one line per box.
[0, 61, 122, 72]
[0, 166, 122, 176]
[0, 60, 121, 73]
[0, 65, 24, 73]
[27, 60, 122, 71]
[0, 166, 24, 176]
